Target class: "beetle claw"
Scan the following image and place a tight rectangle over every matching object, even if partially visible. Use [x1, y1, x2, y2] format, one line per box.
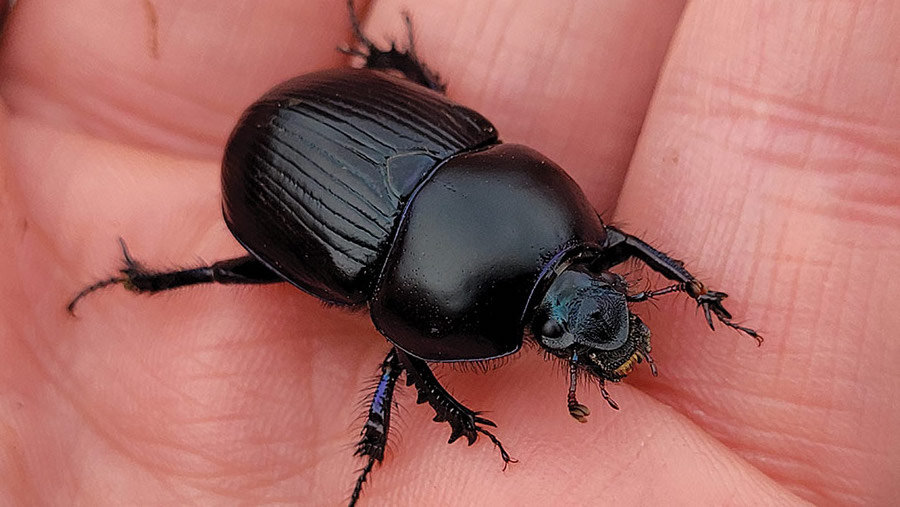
[695, 288, 763, 345]
[343, 0, 446, 92]
[398, 350, 514, 467]
[474, 415, 497, 428]
[701, 302, 716, 330]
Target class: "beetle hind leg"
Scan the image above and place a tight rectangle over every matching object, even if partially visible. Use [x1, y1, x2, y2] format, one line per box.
[342, 0, 446, 93]
[350, 349, 403, 507]
[396, 350, 516, 468]
[67, 238, 283, 314]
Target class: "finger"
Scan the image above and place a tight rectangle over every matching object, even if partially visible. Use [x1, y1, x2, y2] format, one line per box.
[360, 364, 798, 505]
[341, 1, 798, 505]
[615, 1, 900, 504]
[361, 0, 686, 212]
[3, 117, 388, 505]
[0, 0, 355, 158]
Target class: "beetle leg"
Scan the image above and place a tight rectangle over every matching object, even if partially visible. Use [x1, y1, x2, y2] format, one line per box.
[350, 349, 403, 507]
[395, 349, 516, 468]
[601, 226, 763, 345]
[626, 283, 683, 303]
[67, 238, 283, 314]
[342, 0, 447, 93]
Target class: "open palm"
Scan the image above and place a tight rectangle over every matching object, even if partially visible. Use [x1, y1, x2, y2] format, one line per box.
[2, 1, 898, 505]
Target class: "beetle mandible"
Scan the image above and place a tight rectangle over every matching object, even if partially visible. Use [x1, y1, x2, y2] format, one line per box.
[69, 2, 762, 505]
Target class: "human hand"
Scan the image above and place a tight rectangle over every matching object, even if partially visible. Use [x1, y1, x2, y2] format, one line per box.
[1, 0, 897, 505]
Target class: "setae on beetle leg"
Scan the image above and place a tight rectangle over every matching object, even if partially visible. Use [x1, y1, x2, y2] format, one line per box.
[350, 349, 403, 507]
[600, 226, 763, 345]
[342, 0, 447, 93]
[394, 349, 516, 468]
[67, 238, 283, 314]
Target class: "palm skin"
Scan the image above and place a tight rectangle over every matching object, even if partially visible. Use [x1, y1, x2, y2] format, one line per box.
[1, 0, 898, 505]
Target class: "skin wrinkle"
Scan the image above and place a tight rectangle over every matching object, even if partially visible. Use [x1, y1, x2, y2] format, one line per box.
[673, 389, 857, 503]
[0, 2, 350, 158]
[121, 410, 317, 495]
[737, 182, 769, 306]
[143, 0, 160, 60]
[662, 65, 898, 151]
[2, 38, 228, 154]
[451, 1, 507, 105]
[24, 342, 191, 499]
[85, 289, 320, 493]
[640, 52, 892, 504]
[624, 129, 892, 506]
[519, 3, 573, 144]
[704, 378, 869, 449]
[7, 118, 221, 276]
[684, 254, 880, 504]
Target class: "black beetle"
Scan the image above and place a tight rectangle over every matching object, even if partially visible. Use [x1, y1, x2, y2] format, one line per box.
[69, 2, 761, 505]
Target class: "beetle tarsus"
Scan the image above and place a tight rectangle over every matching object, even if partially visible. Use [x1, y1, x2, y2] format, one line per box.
[343, 0, 446, 92]
[475, 426, 516, 470]
[626, 283, 683, 303]
[349, 456, 375, 507]
[627, 281, 761, 344]
[67, 240, 283, 314]
[396, 349, 515, 466]
[350, 349, 403, 507]
[66, 276, 127, 315]
[694, 288, 764, 345]
[66, 238, 137, 314]
[601, 225, 762, 345]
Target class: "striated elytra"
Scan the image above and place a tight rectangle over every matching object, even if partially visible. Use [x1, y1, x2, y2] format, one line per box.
[69, 3, 761, 505]
[222, 68, 607, 362]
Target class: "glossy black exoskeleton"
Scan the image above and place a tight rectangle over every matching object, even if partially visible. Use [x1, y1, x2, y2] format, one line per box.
[68, 2, 762, 505]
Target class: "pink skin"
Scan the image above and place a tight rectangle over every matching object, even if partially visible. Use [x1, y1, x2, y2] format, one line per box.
[1, 0, 898, 504]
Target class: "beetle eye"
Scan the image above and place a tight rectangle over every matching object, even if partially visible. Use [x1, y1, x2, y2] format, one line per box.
[541, 319, 564, 339]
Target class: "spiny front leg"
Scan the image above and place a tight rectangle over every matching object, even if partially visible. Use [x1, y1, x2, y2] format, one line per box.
[395, 350, 515, 468]
[601, 226, 763, 345]
[350, 349, 403, 507]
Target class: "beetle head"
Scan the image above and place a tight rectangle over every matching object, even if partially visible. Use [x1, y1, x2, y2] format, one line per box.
[531, 265, 652, 381]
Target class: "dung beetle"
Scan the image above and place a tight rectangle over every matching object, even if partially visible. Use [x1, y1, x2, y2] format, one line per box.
[68, 2, 761, 505]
